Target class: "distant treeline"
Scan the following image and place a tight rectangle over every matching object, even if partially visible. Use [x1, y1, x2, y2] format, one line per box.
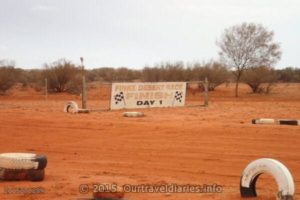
[0, 59, 299, 95]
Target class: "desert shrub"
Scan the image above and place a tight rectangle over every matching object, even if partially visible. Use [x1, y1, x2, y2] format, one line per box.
[42, 59, 82, 94]
[87, 67, 116, 82]
[87, 67, 140, 82]
[0, 66, 17, 95]
[141, 66, 162, 82]
[190, 62, 230, 91]
[5, 68, 43, 88]
[86, 61, 230, 86]
[141, 61, 229, 90]
[276, 67, 300, 82]
[114, 67, 141, 81]
[141, 62, 188, 82]
[160, 62, 186, 81]
[243, 66, 278, 93]
[9, 69, 45, 92]
[21, 69, 43, 87]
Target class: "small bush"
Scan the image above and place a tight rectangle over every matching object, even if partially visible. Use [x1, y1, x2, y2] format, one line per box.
[190, 62, 230, 91]
[87, 67, 141, 82]
[0, 60, 18, 95]
[141, 62, 187, 82]
[42, 59, 82, 94]
[243, 66, 278, 94]
[276, 67, 300, 82]
[0, 67, 16, 95]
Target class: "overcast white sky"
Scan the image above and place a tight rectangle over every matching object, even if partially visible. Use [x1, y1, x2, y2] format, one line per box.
[0, 0, 299, 69]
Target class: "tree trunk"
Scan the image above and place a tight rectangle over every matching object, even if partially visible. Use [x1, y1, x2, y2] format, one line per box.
[235, 76, 240, 98]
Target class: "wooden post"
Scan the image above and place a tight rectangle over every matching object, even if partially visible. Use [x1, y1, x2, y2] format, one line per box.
[82, 75, 87, 109]
[108, 83, 112, 110]
[45, 78, 48, 101]
[80, 57, 87, 109]
[204, 77, 208, 107]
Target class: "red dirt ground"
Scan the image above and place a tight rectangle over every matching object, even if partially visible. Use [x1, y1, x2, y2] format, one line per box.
[0, 83, 299, 200]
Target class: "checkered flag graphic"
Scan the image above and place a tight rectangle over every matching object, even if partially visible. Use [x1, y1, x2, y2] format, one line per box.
[174, 91, 183, 102]
[114, 92, 125, 105]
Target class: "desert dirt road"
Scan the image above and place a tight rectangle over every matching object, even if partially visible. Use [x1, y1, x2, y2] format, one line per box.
[0, 83, 299, 200]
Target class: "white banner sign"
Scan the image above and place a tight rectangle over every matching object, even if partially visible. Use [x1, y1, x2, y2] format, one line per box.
[110, 82, 186, 110]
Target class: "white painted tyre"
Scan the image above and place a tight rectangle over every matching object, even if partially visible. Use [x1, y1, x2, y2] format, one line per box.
[240, 158, 295, 199]
[252, 118, 276, 124]
[123, 112, 144, 117]
[0, 153, 47, 170]
[64, 101, 79, 113]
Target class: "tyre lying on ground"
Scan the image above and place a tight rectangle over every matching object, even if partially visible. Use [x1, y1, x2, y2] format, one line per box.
[93, 192, 125, 200]
[93, 185, 125, 200]
[64, 101, 79, 113]
[64, 101, 89, 113]
[240, 158, 295, 200]
[252, 118, 300, 126]
[0, 153, 47, 181]
[0, 169, 45, 181]
[123, 111, 144, 117]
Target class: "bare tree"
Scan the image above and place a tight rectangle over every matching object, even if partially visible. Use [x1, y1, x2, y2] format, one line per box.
[217, 22, 281, 97]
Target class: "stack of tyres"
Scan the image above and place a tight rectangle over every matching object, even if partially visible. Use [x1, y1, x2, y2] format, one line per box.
[0, 153, 47, 181]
